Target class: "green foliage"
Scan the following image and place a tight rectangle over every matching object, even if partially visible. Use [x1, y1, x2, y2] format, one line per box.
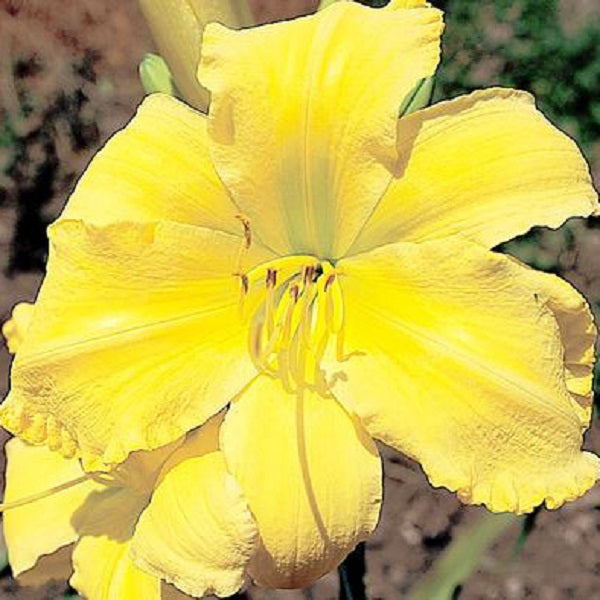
[410, 513, 519, 600]
[436, 0, 600, 153]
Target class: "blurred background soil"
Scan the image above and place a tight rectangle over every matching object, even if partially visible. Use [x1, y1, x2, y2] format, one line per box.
[1, 0, 600, 598]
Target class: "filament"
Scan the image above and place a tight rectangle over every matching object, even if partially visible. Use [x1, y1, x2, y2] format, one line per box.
[0, 474, 90, 512]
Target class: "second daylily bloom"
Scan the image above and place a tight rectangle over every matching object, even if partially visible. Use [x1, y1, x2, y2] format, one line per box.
[2, 306, 256, 599]
[2, 0, 599, 593]
[138, 0, 254, 111]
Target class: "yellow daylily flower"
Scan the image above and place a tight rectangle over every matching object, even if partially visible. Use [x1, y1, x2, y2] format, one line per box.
[138, 0, 254, 111]
[1, 0, 599, 592]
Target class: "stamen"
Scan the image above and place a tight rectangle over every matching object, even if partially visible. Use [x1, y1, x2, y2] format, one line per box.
[303, 265, 315, 286]
[240, 273, 249, 295]
[276, 285, 298, 351]
[237, 273, 250, 318]
[327, 275, 344, 334]
[249, 320, 264, 366]
[241, 257, 345, 389]
[234, 213, 252, 274]
[265, 268, 277, 337]
[324, 273, 336, 292]
[235, 213, 252, 249]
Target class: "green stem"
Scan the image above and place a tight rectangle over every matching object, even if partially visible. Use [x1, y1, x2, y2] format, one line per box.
[338, 542, 367, 600]
[410, 512, 520, 600]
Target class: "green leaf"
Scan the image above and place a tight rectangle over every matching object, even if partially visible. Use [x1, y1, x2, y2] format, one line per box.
[410, 512, 519, 600]
[138, 53, 177, 96]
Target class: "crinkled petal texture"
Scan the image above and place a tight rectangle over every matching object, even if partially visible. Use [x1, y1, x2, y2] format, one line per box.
[330, 238, 599, 514]
[350, 88, 598, 255]
[199, 2, 443, 258]
[221, 376, 382, 588]
[1, 220, 272, 470]
[3, 439, 98, 582]
[60, 94, 243, 236]
[131, 413, 258, 597]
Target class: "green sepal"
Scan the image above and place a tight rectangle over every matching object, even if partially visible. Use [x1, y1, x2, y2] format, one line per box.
[139, 53, 177, 96]
[399, 76, 435, 117]
[317, 0, 341, 10]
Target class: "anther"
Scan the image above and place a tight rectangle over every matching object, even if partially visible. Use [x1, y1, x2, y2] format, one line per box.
[266, 268, 277, 288]
[265, 269, 277, 337]
[289, 284, 299, 303]
[303, 265, 315, 285]
[235, 213, 252, 249]
[240, 274, 249, 295]
[324, 273, 336, 292]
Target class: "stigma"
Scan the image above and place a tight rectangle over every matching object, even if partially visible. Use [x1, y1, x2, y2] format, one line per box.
[236, 256, 345, 391]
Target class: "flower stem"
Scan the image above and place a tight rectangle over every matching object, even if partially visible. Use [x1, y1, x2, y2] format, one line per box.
[338, 542, 367, 600]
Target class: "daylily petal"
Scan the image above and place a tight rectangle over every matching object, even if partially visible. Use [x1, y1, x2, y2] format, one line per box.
[138, 1, 253, 111]
[509, 260, 596, 421]
[199, 2, 443, 258]
[2, 302, 34, 354]
[221, 376, 382, 588]
[70, 444, 179, 599]
[3, 438, 98, 580]
[60, 94, 245, 238]
[331, 238, 599, 514]
[72, 536, 161, 600]
[388, 0, 431, 7]
[349, 88, 598, 255]
[1, 220, 272, 470]
[131, 413, 258, 597]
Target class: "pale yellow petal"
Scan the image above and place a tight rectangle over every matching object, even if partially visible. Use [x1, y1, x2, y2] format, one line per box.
[3, 439, 98, 579]
[510, 261, 597, 422]
[2, 302, 35, 354]
[1, 220, 271, 470]
[199, 2, 443, 257]
[221, 376, 382, 588]
[60, 94, 245, 239]
[350, 89, 598, 255]
[72, 535, 161, 600]
[138, 1, 253, 111]
[331, 238, 599, 514]
[131, 413, 258, 597]
[387, 0, 431, 7]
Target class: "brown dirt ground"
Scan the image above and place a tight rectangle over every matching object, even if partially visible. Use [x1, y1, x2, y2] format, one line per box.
[1, 1, 600, 599]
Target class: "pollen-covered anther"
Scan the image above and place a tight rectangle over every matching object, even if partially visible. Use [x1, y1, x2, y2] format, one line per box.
[240, 257, 345, 389]
[234, 213, 253, 274]
[235, 213, 252, 249]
